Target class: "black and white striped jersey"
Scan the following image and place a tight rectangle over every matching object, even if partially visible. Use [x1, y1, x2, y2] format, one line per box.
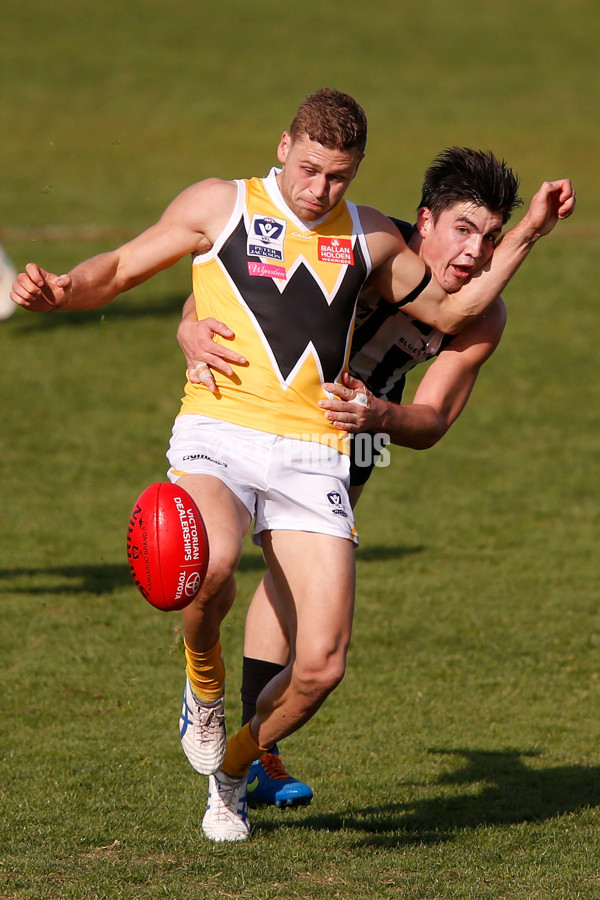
[349, 218, 450, 404]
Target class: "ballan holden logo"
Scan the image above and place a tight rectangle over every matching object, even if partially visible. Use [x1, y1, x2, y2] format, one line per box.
[318, 237, 354, 265]
[326, 490, 348, 518]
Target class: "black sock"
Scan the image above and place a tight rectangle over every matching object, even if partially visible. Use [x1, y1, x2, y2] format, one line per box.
[241, 656, 286, 728]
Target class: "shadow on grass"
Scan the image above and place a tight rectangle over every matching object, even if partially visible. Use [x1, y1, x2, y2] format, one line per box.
[0, 555, 265, 595]
[0, 563, 132, 595]
[9, 295, 187, 331]
[356, 544, 424, 563]
[256, 748, 600, 846]
[0, 544, 420, 595]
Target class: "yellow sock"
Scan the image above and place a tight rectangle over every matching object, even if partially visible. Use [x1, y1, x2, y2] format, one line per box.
[222, 721, 269, 778]
[184, 640, 225, 704]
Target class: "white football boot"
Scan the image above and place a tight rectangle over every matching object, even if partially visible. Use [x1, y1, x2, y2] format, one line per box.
[179, 677, 226, 775]
[202, 771, 250, 842]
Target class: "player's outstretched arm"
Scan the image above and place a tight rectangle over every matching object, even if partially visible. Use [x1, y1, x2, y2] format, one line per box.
[11, 223, 184, 312]
[177, 295, 247, 393]
[11, 178, 237, 313]
[517, 178, 576, 235]
[10, 258, 115, 313]
[11, 219, 194, 313]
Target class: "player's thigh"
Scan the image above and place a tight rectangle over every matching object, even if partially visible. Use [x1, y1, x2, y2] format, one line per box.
[175, 473, 252, 574]
[244, 572, 291, 661]
[262, 530, 356, 663]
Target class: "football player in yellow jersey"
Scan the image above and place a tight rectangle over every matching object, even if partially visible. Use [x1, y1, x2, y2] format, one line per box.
[178, 146, 576, 813]
[12, 91, 575, 842]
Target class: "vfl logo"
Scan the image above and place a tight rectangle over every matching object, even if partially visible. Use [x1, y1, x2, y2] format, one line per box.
[254, 218, 284, 241]
[326, 490, 348, 518]
[248, 215, 286, 261]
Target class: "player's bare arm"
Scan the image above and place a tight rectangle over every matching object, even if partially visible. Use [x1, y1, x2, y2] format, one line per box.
[178, 295, 247, 392]
[361, 207, 432, 306]
[10, 178, 237, 313]
[320, 298, 506, 448]
[363, 180, 574, 334]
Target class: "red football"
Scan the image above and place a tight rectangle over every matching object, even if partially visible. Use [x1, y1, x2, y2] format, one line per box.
[127, 482, 209, 611]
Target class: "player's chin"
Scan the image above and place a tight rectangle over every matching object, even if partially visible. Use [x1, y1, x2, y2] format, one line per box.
[445, 271, 472, 292]
[302, 209, 325, 222]
[299, 199, 330, 219]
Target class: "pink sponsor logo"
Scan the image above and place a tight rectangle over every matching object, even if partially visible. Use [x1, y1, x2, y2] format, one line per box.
[248, 261, 287, 280]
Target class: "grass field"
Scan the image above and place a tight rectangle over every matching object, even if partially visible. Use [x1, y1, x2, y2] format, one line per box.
[1, 1, 599, 898]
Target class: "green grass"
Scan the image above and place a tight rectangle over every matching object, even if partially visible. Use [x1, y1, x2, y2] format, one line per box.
[1, 1, 599, 898]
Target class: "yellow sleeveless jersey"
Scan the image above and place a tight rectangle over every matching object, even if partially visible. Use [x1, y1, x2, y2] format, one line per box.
[178, 168, 371, 452]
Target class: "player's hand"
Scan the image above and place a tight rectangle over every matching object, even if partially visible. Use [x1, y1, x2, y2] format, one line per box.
[177, 316, 247, 393]
[319, 372, 380, 433]
[522, 179, 576, 238]
[10, 263, 72, 312]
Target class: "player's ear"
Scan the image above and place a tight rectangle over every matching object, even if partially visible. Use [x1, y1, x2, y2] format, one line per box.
[350, 152, 365, 180]
[277, 132, 292, 165]
[417, 207, 433, 238]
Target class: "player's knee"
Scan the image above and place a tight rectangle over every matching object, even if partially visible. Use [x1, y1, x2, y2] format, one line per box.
[293, 651, 347, 703]
[189, 549, 238, 612]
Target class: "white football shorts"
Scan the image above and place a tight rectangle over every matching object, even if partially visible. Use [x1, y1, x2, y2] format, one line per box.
[166, 414, 358, 546]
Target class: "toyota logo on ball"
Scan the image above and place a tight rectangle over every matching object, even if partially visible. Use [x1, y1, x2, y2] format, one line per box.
[185, 572, 203, 598]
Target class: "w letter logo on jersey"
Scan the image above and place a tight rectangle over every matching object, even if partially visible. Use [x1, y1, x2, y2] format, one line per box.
[221, 221, 367, 383]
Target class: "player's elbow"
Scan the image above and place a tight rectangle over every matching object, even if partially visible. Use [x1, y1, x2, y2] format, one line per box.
[409, 434, 441, 451]
[387, 406, 448, 451]
[407, 420, 448, 451]
[434, 309, 475, 335]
